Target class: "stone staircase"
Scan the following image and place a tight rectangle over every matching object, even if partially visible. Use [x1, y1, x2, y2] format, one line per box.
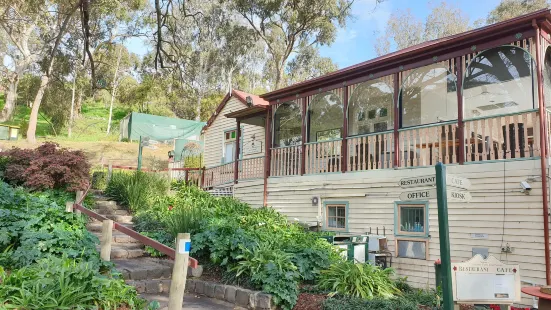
[86, 197, 174, 295]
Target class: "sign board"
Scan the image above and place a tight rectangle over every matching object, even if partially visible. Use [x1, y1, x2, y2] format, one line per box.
[451, 255, 520, 304]
[470, 233, 489, 239]
[399, 188, 471, 202]
[400, 188, 437, 201]
[447, 189, 472, 202]
[399, 174, 471, 190]
[243, 141, 263, 155]
[178, 239, 191, 254]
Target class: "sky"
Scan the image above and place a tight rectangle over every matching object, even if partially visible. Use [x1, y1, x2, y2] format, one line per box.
[125, 0, 503, 70]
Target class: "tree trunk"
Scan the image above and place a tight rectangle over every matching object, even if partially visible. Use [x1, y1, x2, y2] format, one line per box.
[26, 74, 49, 143]
[75, 89, 83, 117]
[107, 45, 123, 135]
[0, 75, 19, 122]
[275, 62, 285, 90]
[68, 71, 77, 138]
[195, 93, 202, 121]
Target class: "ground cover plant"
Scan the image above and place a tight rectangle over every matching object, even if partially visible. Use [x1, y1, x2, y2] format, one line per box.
[0, 181, 150, 309]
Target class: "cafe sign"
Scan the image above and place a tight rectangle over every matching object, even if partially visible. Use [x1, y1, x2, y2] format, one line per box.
[451, 255, 520, 304]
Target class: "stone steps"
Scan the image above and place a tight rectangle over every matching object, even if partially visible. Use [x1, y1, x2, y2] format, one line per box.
[86, 221, 134, 232]
[92, 231, 141, 243]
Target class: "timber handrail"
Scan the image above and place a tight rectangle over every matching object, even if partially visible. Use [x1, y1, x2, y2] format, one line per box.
[73, 203, 199, 268]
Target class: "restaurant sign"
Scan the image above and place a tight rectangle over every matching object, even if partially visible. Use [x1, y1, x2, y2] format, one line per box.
[399, 174, 471, 190]
[451, 255, 520, 304]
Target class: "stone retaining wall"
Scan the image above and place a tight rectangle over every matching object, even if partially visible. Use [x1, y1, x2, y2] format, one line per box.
[185, 279, 275, 310]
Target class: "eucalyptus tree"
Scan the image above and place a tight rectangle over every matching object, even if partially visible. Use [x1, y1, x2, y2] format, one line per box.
[231, 0, 353, 90]
[486, 0, 549, 24]
[286, 45, 338, 85]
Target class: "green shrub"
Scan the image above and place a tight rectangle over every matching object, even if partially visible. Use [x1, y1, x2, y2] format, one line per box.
[322, 288, 442, 310]
[91, 170, 107, 190]
[104, 171, 169, 211]
[317, 261, 399, 299]
[0, 256, 148, 309]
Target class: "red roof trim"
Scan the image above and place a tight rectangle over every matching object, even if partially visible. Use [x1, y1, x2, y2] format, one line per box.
[202, 89, 267, 131]
[261, 9, 551, 101]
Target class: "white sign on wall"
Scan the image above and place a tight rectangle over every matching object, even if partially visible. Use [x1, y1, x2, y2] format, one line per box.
[398, 174, 471, 190]
[243, 141, 263, 155]
[451, 255, 520, 304]
[398, 188, 472, 202]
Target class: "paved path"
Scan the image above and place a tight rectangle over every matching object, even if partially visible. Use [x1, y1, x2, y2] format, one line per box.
[141, 293, 245, 310]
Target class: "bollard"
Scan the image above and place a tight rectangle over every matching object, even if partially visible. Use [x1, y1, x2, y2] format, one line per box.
[100, 219, 113, 262]
[75, 191, 84, 216]
[65, 201, 74, 213]
[168, 233, 191, 310]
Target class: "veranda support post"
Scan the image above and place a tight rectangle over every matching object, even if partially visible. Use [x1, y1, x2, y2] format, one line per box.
[168, 233, 191, 310]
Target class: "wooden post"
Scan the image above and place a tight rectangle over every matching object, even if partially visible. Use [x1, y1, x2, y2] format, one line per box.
[456, 56, 465, 164]
[168, 233, 191, 310]
[263, 107, 272, 206]
[342, 85, 348, 173]
[65, 201, 74, 213]
[234, 120, 241, 184]
[184, 170, 189, 184]
[200, 167, 205, 188]
[393, 73, 400, 167]
[301, 98, 307, 175]
[107, 163, 113, 182]
[100, 219, 113, 262]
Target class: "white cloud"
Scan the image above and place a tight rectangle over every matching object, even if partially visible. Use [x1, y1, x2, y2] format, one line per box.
[353, 0, 392, 33]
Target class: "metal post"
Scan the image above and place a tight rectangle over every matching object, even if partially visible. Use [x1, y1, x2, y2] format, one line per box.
[100, 219, 113, 262]
[435, 162, 453, 310]
[137, 136, 143, 171]
[168, 233, 190, 310]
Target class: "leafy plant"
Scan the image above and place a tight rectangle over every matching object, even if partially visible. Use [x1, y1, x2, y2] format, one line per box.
[0, 142, 90, 191]
[104, 171, 169, 211]
[317, 261, 399, 299]
[91, 170, 107, 190]
[322, 287, 442, 310]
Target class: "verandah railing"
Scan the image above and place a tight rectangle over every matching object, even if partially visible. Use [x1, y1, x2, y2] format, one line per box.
[238, 156, 264, 180]
[260, 111, 543, 178]
[305, 140, 342, 174]
[203, 162, 234, 188]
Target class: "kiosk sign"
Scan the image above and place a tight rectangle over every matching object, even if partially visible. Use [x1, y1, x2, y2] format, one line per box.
[451, 255, 520, 304]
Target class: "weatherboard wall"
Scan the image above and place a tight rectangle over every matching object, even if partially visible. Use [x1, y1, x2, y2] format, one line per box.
[232, 159, 547, 305]
[203, 97, 265, 168]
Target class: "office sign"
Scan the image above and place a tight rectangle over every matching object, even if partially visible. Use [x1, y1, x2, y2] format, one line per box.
[452, 255, 520, 304]
[400, 188, 471, 202]
[400, 188, 437, 201]
[399, 174, 471, 190]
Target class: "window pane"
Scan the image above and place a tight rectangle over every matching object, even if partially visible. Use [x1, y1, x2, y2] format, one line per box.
[397, 240, 426, 259]
[348, 77, 394, 135]
[400, 206, 424, 233]
[231, 131, 236, 139]
[401, 63, 458, 127]
[273, 101, 303, 147]
[463, 46, 537, 119]
[328, 207, 336, 217]
[328, 217, 337, 228]
[225, 132, 230, 140]
[308, 92, 343, 142]
[337, 207, 346, 217]
[337, 217, 346, 228]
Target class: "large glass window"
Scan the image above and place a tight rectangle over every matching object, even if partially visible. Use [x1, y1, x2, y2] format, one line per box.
[463, 45, 537, 119]
[307, 92, 343, 142]
[544, 47, 551, 107]
[400, 63, 458, 128]
[273, 101, 302, 147]
[348, 77, 394, 136]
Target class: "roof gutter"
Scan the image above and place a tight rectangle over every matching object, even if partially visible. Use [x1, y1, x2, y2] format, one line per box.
[533, 18, 551, 285]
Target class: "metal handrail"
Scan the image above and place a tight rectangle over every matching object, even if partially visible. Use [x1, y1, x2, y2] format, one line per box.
[74, 203, 198, 268]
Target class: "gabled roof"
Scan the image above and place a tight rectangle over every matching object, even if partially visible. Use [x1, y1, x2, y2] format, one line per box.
[261, 9, 551, 101]
[203, 89, 268, 131]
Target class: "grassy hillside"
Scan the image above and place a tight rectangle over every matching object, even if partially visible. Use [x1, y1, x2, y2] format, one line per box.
[0, 95, 172, 168]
